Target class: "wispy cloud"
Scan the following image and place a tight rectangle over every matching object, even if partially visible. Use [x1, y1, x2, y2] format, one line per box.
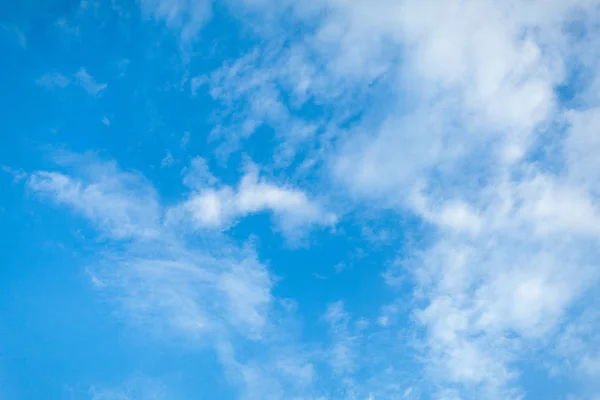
[1, 165, 27, 182]
[202, 49, 324, 166]
[36, 72, 70, 89]
[138, 0, 212, 40]
[24, 152, 328, 397]
[37, 68, 107, 96]
[27, 158, 161, 241]
[88, 375, 169, 400]
[74, 68, 107, 96]
[324, 301, 357, 376]
[180, 131, 190, 149]
[160, 151, 174, 168]
[1, 23, 27, 48]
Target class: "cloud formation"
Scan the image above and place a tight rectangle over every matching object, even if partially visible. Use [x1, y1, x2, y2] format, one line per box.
[25, 153, 335, 398]
[37, 68, 107, 95]
[185, 0, 600, 397]
[10, 0, 600, 398]
[168, 158, 336, 234]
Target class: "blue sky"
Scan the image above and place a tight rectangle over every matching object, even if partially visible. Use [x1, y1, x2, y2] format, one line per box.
[2, 0, 600, 399]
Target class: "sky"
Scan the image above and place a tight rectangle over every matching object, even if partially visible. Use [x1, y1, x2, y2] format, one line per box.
[1, 0, 600, 399]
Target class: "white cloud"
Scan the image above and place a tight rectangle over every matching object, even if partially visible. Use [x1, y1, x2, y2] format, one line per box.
[307, 1, 600, 396]
[88, 376, 169, 400]
[1, 24, 27, 48]
[26, 154, 276, 337]
[160, 151, 174, 168]
[74, 68, 107, 96]
[556, 308, 600, 381]
[25, 153, 368, 400]
[181, 156, 217, 189]
[169, 161, 336, 234]
[324, 301, 356, 375]
[37, 72, 70, 89]
[514, 175, 600, 237]
[565, 107, 600, 191]
[376, 316, 388, 327]
[138, 0, 212, 40]
[215, 338, 318, 400]
[37, 68, 107, 96]
[204, 49, 323, 166]
[1, 165, 27, 182]
[104, 244, 273, 342]
[25, 0, 600, 398]
[180, 131, 190, 149]
[27, 165, 161, 240]
[411, 191, 482, 236]
[310, 301, 420, 399]
[203, 0, 600, 396]
[27, 154, 290, 399]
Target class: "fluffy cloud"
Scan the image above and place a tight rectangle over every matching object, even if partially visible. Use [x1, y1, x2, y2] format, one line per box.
[168, 159, 336, 234]
[190, 0, 600, 397]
